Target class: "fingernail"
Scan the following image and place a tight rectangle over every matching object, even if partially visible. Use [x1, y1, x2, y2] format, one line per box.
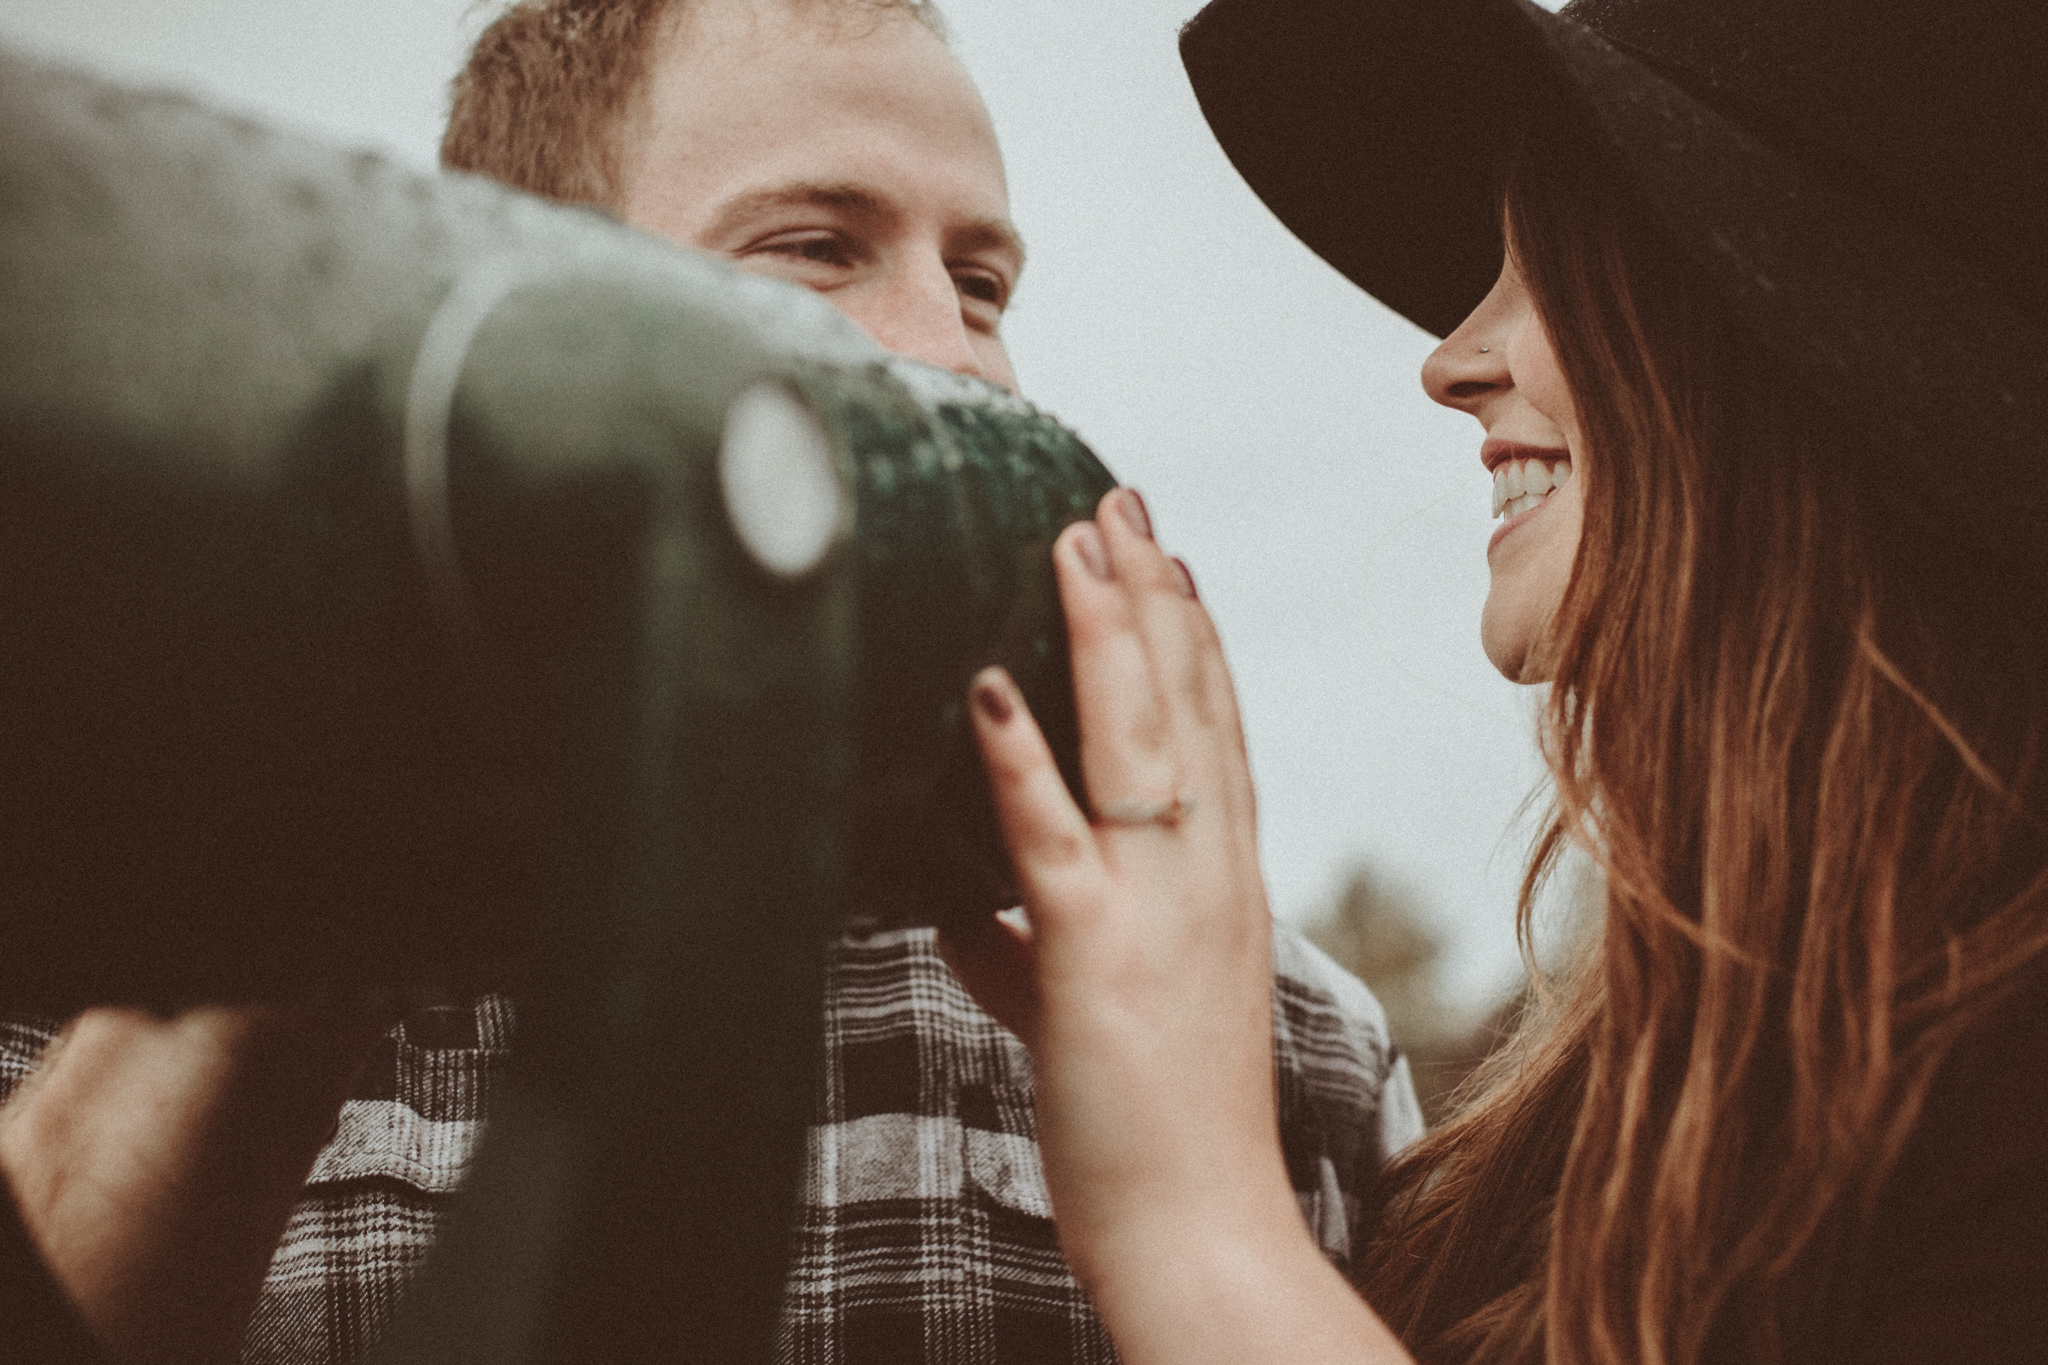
[1073, 522, 1112, 579]
[1171, 556, 1199, 600]
[1118, 488, 1153, 539]
[973, 673, 1014, 723]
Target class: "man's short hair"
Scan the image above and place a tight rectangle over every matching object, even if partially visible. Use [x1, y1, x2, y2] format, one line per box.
[443, 0, 948, 209]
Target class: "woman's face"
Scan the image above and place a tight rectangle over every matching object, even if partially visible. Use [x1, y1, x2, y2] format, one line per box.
[1421, 251, 1586, 683]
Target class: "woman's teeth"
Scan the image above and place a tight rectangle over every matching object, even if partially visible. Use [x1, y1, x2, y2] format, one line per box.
[1491, 456, 1572, 519]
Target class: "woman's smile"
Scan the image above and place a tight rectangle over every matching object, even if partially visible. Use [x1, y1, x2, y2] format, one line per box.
[1484, 440, 1574, 552]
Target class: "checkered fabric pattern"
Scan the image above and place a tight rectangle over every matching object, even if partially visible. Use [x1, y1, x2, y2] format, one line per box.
[0, 995, 517, 1365]
[0, 926, 1421, 1365]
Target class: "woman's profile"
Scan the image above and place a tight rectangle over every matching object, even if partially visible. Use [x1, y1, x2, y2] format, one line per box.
[942, 0, 2048, 1362]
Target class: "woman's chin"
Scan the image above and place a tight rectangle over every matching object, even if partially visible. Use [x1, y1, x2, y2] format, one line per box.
[1480, 602, 1557, 685]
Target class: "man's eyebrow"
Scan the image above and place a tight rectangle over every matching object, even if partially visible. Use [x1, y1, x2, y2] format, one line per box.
[703, 181, 1027, 268]
[951, 218, 1028, 272]
[704, 181, 894, 237]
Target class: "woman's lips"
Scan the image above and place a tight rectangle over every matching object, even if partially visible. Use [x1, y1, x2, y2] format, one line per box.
[1487, 492, 1550, 555]
[1480, 438, 1570, 471]
[1482, 442, 1572, 556]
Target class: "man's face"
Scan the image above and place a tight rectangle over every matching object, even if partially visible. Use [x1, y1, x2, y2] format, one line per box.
[618, 0, 1022, 391]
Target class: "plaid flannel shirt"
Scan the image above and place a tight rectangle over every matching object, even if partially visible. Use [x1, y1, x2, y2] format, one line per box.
[0, 925, 1421, 1364]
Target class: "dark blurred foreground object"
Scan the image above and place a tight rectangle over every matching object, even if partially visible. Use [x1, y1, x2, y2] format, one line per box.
[0, 49, 1112, 1363]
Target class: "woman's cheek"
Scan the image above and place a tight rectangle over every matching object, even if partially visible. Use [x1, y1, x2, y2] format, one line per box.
[1510, 325, 1582, 446]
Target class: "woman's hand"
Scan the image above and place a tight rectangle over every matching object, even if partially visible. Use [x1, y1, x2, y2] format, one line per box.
[944, 487, 1281, 1275]
[942, 488, 1411, 1365]
[0, 1004, 386, 1365]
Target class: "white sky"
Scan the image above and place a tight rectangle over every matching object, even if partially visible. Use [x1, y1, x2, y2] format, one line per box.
[0, 0, 1570, 1010]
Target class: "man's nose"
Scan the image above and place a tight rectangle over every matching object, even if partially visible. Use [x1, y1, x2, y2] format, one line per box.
[845, 260, 988, 383]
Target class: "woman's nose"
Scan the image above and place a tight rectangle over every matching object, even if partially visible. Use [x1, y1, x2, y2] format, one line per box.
[1420, 329, 1510, 414]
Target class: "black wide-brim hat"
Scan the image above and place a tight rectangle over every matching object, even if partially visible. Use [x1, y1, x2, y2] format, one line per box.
[1180, 0, 2048, 566]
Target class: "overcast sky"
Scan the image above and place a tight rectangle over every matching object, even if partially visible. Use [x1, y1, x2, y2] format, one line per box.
[0, 0, 1571, 1010]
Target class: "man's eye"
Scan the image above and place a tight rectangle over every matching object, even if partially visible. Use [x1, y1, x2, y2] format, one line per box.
[953, 270, 1007, 308]
[755, 234, 852, 267]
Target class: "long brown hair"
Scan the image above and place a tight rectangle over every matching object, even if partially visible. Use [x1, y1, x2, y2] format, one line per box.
[1353, 116, 2048, 1365]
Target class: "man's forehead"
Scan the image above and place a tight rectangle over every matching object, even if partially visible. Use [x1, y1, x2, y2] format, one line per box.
[659, 0, 937, 61]
[624, 0, 1017, 251]
[637, 0, 983, 149]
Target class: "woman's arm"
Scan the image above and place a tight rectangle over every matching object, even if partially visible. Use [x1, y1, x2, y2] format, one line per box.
[943, 487, 1414, 1365]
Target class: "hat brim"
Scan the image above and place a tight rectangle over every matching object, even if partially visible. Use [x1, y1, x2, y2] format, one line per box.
[1181, 0, 1559, 340]
[1180, 0, 2048, 561]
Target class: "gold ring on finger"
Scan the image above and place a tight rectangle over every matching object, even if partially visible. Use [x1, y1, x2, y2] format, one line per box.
[1091, 792, 1195, 829]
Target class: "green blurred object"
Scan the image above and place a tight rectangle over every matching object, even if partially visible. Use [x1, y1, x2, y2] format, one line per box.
[0, 47, 1112, 1364]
